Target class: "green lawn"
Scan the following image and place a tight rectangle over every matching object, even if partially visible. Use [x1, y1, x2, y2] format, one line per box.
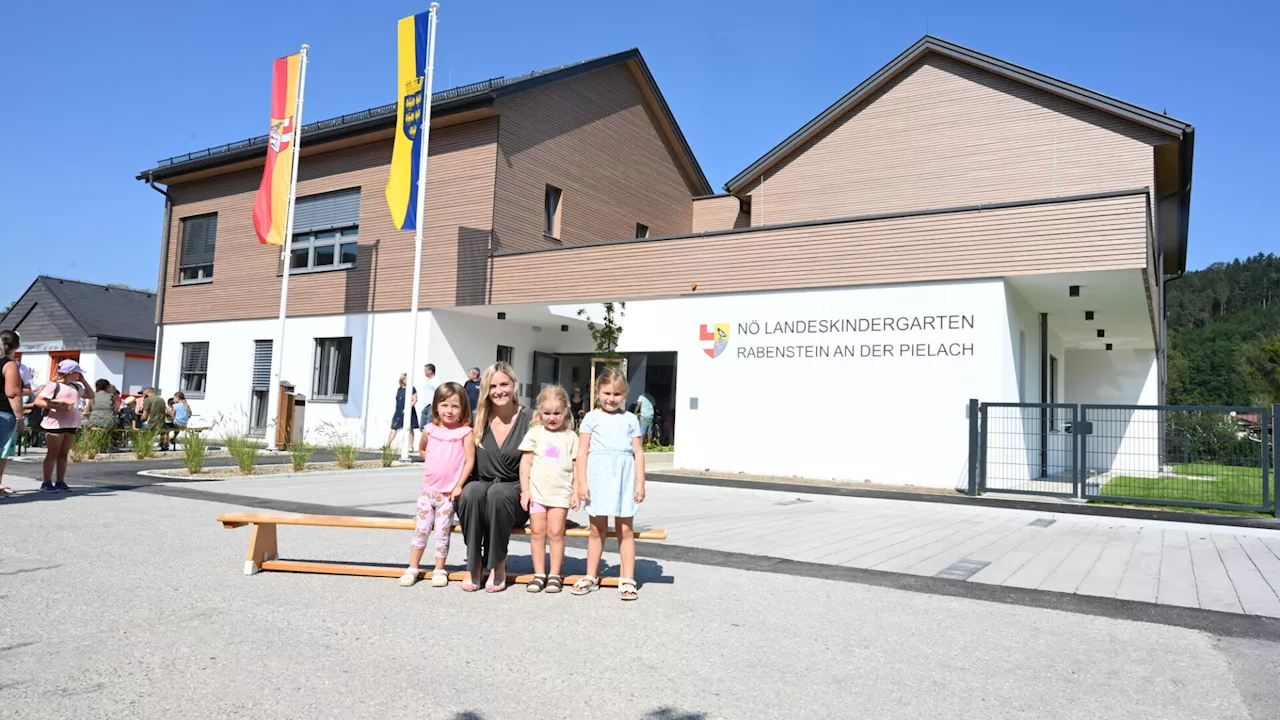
[1096, 463, 1273, 516]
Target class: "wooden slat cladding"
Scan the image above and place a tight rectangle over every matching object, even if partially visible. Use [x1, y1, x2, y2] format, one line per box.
[692, 196, 749, 233]
[161, 119, 498, 324]
[489, 194, 1149, 305]
[741, 55, 1170, 226]
[491, 64, 694, 253]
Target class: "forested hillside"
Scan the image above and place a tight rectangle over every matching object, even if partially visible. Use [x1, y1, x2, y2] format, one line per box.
[1166, 253, 1280, 406]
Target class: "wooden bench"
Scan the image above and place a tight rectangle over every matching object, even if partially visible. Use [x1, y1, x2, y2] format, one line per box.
[218, 511, 668, 588]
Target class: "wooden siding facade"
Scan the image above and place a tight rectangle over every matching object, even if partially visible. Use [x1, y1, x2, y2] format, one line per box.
[488, 193, 1151, 305]
[490, 64, 695, 253]
[691, 195, 749, 233]
[160, 119, 498, 324]
[739, 55, 1168, 227]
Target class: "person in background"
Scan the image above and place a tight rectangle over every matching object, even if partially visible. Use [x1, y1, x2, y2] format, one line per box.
[86, 379, 118, 432]
[387, 374, 418, 449]
[34, 359, 92, 492]
[0, 330, 25, 497]
[420, 363, 440, 423]
[570, 387, 586, 430]
[169, 391, 192, 446]
[463, 367, 481, 411]
[634, 390, 656, 446]
[118, 397, 139, 432]
[139, 387, 169, 451]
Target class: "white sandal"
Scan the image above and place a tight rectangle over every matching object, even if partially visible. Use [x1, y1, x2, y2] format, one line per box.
[619, 577, 638, 601]
[398, 568, 419, 587]
[570, 576, 600, 595]
[431, 569, 449, 587]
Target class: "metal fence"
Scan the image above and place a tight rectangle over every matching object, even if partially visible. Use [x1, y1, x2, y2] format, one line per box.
[968, 400, 1276, 516]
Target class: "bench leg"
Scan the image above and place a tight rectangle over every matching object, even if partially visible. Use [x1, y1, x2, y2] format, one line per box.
[244, 523, 278, 575]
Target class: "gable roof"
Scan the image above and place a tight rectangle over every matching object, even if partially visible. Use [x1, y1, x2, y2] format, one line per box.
[724, 35, 1194, 194]
[138, 49, 711, 195]
[0, 277, 157, 343]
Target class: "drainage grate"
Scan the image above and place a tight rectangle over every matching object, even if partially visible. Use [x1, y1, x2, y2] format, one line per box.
[935, 559, 990, 581]
[1028, 518, 1056, 528]
[774, 498, 813, 507]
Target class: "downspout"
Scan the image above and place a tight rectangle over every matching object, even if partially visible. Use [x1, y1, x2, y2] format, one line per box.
[146, 173, 172, 392]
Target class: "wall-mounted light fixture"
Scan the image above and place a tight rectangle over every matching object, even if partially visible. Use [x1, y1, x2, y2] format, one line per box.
[1069, 285, 1080, 297]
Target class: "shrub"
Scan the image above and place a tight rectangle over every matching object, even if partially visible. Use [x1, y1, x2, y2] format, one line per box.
[290, 441, 316, 472]
[380, 443, 397, 468]
[84, 427, 111, 459]
[131, 429, 160, 460]
[69, 431, 90, 463]
[224, 434, 261, 475]
[331, 440, 359, 470]
[181, 431, 208, 475]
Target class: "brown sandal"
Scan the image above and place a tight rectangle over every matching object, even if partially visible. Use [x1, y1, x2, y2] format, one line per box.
[544, 575, 563, 593]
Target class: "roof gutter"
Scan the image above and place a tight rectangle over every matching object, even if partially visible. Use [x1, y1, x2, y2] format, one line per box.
[146, 172, 172, 391]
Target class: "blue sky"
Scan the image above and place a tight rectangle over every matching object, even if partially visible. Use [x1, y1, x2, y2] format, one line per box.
[2, 0, 1275, 307]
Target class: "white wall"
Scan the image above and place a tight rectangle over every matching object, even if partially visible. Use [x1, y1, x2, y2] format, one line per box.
[159, 309, 595, 447]
[80, 350, 125, 391]
[17, 352, 50, 391]
[1067, 348, 1160, 477]
[615, 279, 1009, 487]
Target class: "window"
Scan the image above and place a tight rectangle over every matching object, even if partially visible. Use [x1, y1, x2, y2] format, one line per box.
[287, 188, 361, 274]
[635, 223, 649, 239]
[180, 342, 209, 398]
[179, 214, 217, 283]
[496, 345, 514, 365]
[544, 185, 563, 238]
[312, 337, 352, 402]
[1049, 354, 1059, 431]
[249, 340, 273, 435]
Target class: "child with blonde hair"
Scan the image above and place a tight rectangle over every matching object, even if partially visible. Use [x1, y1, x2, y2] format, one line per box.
[572, 367, 646, 600]
[518, 385, 579, 593]
[400, 382, 474, 588]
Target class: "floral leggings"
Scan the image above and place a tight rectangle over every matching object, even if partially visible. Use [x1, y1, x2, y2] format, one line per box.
[411, 491, 454, 559]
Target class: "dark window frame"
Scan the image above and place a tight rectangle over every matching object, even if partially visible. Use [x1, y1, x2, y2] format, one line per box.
[496, 345, 514, 365]
[179, 342, 209, 398]
[178, 214, 218, 285]
[635, 223, 649, 239]
[544, 185, 563, 239]
[312, 337, 353, 403]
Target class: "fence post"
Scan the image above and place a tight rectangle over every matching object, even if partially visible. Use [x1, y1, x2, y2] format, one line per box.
[967, 398, 980, 496]
[1272, 404, 1278, 519]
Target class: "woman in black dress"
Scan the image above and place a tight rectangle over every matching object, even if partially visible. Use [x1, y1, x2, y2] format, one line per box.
[456, 361, 531, 592]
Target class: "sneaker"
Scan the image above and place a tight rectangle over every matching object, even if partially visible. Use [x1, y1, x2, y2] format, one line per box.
[399, 569, 419, 587]
[54, 481, 71, 493]
[40, 482, 56, 493]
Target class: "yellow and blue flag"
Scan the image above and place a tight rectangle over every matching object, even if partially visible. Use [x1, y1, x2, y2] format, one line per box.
[386, 11, 431, 231]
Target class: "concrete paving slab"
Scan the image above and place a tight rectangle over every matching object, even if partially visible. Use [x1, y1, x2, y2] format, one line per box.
[1159, 530, 1201, 609]
[1075, 527, 1138, 599]
[1212, 533, 1280, 618]
[1189, 532, 1244, 614]
[1116, 527, 1164, 604]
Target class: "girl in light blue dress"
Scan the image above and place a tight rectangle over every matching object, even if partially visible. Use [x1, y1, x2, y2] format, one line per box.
[571, 367, 646, 601]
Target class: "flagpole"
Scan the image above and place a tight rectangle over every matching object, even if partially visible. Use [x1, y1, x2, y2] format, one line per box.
[267, 44, 310, 451]
[402, 3, 439, 461]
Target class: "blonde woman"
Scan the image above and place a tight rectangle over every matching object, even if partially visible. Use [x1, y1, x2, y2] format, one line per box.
[454, 362, 532, 593]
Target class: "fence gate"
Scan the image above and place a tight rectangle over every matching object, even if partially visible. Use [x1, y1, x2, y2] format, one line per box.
[969, 400, 1276, 515]
[1079, 404, 1271, 514]
[971, 402, 1081, 498]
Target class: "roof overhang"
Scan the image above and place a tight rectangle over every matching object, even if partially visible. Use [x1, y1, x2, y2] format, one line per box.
[137, 49, 711, 195]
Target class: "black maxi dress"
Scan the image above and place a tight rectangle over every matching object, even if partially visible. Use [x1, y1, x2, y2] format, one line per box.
[457, 407, 532, 573]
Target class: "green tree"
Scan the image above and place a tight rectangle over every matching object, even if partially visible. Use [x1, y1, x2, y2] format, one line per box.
[1242, 338, 1280, 405]
[577, 302, 625, 357]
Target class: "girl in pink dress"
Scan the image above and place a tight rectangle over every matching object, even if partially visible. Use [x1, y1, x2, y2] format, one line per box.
[400, 382, 475, 588]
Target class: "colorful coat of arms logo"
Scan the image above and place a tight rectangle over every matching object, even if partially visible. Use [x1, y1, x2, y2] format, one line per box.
[267, 116, 293, 153]
[699, 323, 730, 358]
